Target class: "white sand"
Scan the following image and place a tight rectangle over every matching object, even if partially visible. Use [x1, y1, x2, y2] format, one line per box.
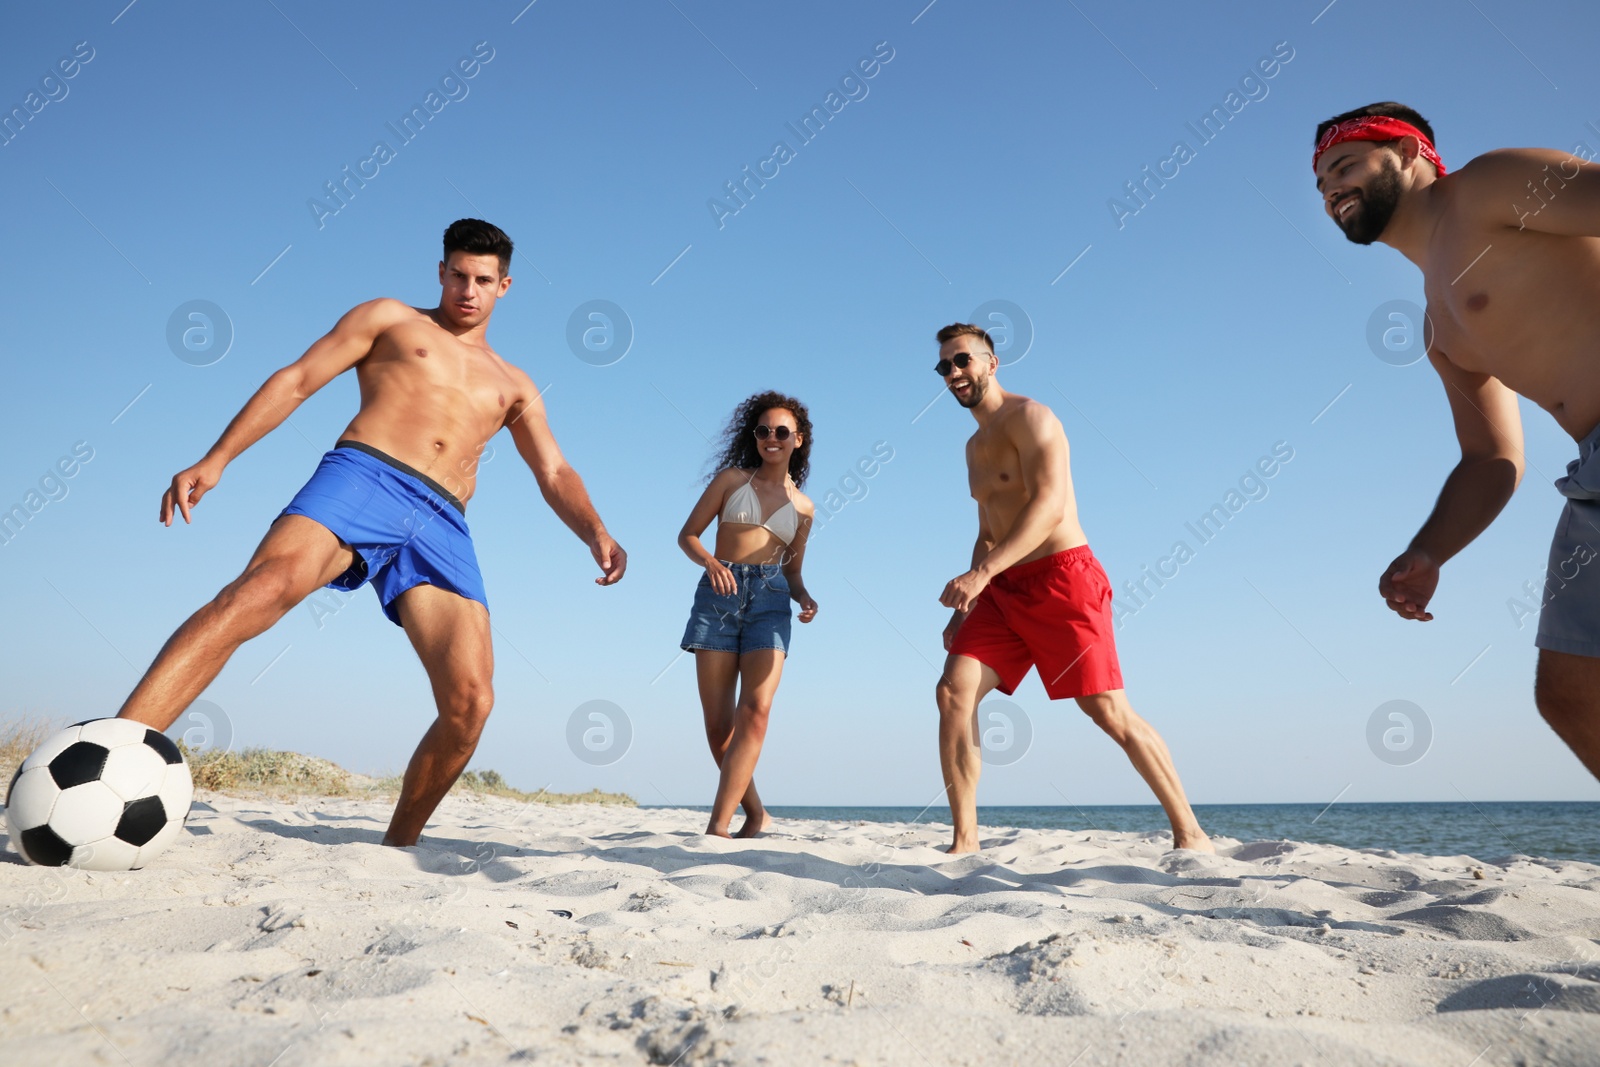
[3, 795, 1599, 1066]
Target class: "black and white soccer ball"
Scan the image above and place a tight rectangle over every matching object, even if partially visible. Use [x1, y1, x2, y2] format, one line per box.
[5, 718, 194, 870]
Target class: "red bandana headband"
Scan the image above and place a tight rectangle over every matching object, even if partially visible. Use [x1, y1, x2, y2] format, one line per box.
[1313, 116, 1446, 176]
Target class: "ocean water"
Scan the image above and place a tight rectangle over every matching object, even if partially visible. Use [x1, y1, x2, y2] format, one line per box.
[648, 802, 1599, 863]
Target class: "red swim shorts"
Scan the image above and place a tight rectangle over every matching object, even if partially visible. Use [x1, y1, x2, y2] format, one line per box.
[949, 545, 1123, 700]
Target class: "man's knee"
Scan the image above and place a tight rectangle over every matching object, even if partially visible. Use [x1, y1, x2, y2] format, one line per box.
[217, 560, 305, 623]
[936, 675, 973, 717]
[443, 677, 494, 733]
[1077, 692, 1129, 742]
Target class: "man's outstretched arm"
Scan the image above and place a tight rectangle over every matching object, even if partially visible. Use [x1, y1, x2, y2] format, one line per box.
[1380, 345, 1525, 620]
[506, 371, 626, 585]
[160, 298, 410, 525]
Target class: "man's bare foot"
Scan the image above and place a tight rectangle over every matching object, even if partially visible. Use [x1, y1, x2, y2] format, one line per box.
[1171, 827, 1215, 853]
[734, 810, 771, 838]
[704, 823, 733, 839]
[944, 835, 980, 854]
[381, 834, 417, 848]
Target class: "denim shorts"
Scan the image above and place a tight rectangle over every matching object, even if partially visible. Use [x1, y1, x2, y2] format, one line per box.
[680, 562, 792, 656]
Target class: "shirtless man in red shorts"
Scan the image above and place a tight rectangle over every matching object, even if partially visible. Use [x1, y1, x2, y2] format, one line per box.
[932, 323, 1213, 855]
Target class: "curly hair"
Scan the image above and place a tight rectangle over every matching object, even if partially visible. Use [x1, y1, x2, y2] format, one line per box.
[707, 390, 813, 489]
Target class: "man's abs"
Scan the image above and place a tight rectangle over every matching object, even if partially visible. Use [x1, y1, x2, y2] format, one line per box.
[979, 490, 1088, 566]
[338, 319, 520, 505]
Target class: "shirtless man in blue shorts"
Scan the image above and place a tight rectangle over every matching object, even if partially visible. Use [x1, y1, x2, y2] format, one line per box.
[116, 219, 626, 845]
[1313, 102, 1600, 782]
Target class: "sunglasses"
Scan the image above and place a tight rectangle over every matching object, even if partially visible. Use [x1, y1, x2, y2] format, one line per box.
[935, 352, 981, 377]
[753, 425, 793, 441]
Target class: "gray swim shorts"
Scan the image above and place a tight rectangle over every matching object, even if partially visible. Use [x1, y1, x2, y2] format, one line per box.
[1535, 421, 1600, 658]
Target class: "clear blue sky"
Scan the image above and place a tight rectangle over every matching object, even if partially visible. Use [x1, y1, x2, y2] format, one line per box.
[4, 0, 1598, 813]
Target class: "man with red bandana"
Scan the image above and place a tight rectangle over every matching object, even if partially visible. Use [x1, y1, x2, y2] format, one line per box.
[1313, 102, 1600, 783]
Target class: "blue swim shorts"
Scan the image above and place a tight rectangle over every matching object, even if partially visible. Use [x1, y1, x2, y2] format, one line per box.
[680, 562, 792, 656]
[279, 440, 488, 627]
[1536, 421, 1600, 658]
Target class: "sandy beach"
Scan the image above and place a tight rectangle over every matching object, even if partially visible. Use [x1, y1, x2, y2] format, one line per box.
[3, 794, 1599, 1066]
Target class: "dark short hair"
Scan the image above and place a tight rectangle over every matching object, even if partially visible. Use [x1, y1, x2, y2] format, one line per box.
[1315, 102, 1436, 150]
[442, 218, 513, 276]
[935, 322, 995, 352]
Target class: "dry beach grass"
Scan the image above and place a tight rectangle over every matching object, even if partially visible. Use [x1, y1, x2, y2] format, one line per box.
[0, 716, 53, 789]
[0, 715, 634, 807]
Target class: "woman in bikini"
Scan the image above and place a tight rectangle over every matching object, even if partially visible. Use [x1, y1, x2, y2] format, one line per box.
[677, 391, 818, 838]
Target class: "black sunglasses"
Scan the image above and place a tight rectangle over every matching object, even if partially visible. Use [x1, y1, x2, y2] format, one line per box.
[935, 352, 978, 377]
[753, 425, 793, 441]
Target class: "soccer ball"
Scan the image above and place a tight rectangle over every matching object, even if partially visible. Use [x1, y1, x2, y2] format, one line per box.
[5, 718, 194, 870]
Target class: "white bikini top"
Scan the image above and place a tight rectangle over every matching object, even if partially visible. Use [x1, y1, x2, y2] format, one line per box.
[720, 474, 798, 545]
